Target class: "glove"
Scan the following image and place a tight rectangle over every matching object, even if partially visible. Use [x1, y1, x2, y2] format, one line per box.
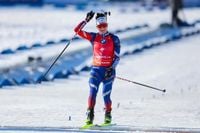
[105, 67, 114, 79]
[85, 11, 95, 22]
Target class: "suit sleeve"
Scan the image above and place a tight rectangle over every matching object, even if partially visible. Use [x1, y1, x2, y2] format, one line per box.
[112, 36, 121, 69]
[74, 20, 93, 41]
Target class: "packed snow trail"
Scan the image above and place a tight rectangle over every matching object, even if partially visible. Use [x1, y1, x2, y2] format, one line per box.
[0, 34, 200, 132]
[0, 125, 200, 133]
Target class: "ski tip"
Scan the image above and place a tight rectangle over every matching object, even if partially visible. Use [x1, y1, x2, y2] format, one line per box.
[100, 123, 117, 127]
[80, 124, 94, 130]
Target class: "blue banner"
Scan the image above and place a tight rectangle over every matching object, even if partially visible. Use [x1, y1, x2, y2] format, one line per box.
[0, 0, 43, 5]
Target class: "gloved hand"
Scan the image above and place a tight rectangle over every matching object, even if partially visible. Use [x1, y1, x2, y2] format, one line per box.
[105, 67, 114, 79]
[85, 11, 95, 22]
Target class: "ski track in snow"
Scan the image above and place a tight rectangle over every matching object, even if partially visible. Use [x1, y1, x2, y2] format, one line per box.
[0, 125, 200, 133]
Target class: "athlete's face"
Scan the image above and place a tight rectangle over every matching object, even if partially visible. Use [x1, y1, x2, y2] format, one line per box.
[97, 23, 108, 34]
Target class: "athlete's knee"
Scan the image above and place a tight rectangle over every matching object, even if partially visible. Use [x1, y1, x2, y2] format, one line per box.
[89, 78, 99, 92]
[102, 79, 113, 110]
[103, 86, 112, 103]
[103, 91, 111, 101]
[103, 78, 114, 90]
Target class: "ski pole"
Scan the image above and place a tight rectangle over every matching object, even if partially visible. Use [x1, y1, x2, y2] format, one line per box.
[39, 22, 87, 83]
[116, 76, 166, 93]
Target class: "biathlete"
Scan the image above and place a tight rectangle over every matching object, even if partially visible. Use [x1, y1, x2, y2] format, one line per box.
[74, 10, 121, 127]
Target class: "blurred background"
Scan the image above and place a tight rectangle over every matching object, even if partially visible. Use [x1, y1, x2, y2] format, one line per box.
[0, 0, 200, 7]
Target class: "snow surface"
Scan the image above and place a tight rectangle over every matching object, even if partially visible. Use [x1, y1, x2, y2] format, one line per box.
[0, 33, 200, 132]
[0, 5, 200, 133]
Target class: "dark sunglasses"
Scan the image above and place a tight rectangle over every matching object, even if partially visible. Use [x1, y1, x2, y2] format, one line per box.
[96, 23, 108, 28]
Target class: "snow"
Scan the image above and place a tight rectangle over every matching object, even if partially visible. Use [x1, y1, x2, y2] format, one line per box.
[0, 7, 200, 69]
[115, 35, 200, 128]
[0, 4, 200, 133]
[0, 6, 199, 51]
[0, 34, 200, 132]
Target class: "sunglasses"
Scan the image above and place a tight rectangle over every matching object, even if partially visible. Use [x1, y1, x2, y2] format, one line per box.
[96, 23, 108, 29]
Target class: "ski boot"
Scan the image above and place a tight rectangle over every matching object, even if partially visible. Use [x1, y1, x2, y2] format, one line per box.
[81, 108, 94, 129]
[86, 108, 94, 124]
[103, 111, 112, 125]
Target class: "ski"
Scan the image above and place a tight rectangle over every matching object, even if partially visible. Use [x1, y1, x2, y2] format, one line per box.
[80, 124, 95, 129]
[81, 123, 117, 130]
[100, 123, 117, 127]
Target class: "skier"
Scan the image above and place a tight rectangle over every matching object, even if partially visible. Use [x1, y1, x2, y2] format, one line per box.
[74, 11, 120, 127]
[169, 0, 190, 27]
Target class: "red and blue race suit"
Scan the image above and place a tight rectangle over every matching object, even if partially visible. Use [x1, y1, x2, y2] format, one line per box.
[74, 21, 120, 112]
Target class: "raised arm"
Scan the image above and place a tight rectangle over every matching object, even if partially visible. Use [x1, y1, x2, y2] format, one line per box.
[74, 21, 93, 41]
[74, 11, 95, 41]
